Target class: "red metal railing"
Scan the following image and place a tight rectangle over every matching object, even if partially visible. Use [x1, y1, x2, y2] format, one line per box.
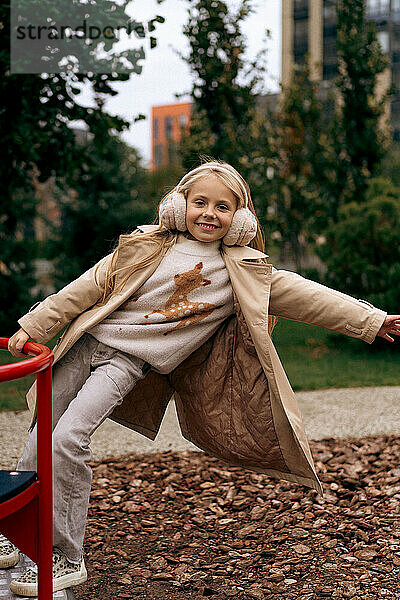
[0, 337, 54, 599]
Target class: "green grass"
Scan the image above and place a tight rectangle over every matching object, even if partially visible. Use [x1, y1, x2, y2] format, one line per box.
[0, 335, 59, 412]
[0, 353, 35, 412]
[0, 321, 399, 413]
[272, 317, 400, 391]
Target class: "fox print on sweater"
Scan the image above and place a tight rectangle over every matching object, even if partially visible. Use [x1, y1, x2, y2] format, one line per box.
[88, 235, 234, 373]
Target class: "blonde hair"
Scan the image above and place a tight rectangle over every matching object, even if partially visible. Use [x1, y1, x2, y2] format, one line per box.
[96, 157, 276, 334]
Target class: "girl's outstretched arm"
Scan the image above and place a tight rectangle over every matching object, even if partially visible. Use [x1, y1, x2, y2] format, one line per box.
[269, 268, 387, 344]
[376, 315, 400, 342]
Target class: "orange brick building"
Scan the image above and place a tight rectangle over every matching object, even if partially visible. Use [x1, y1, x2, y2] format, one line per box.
[151, 102, 192, 170]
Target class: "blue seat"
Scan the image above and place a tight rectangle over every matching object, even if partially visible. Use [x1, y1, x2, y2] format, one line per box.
[0, 471, 37, 504]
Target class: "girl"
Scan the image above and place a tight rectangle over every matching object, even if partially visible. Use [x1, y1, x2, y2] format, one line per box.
[4, 158, 400, 596]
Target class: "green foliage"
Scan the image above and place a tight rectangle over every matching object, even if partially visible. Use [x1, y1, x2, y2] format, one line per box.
[0, 164, 38, 335]
[178, 2, 265, 158]
[267, 0, 392, 270]
[11, 0, 166, 76]
[332, 0, 392, 207]
[267, 61, 338, 269]
[374, 140, 400, 188]
[266, 0, 395, 311]
[0, 237, 38, 337]
[177, 0, 276, 239]
[179, 107, 216, 170]
[273, 318, 400, 390]
[141, 164, 187, 217]
[317, 177, 400, 315]
[179, 0, 266, 164]
[45, 135, 155, 288]
[1, 0, 166, 331]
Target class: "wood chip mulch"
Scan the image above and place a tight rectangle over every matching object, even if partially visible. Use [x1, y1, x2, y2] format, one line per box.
[76, 433, 400, 600]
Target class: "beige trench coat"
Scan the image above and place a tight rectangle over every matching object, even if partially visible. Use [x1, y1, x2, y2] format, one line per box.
[19, 225, 387, 496]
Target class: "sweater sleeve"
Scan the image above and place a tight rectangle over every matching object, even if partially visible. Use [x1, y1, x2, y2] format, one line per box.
[269, 267, 387, 344]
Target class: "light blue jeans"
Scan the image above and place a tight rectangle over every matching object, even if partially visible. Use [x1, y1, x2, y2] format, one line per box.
[17, 333, 150, 563]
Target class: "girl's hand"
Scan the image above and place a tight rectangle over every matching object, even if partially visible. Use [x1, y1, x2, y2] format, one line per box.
[8, 328, 30, 358]
[376, 315, 400, 343]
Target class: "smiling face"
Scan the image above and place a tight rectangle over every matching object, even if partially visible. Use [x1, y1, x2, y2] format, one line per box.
[185, 174, 238, 242]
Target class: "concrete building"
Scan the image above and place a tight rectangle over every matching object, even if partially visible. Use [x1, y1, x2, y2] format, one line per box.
[282, 0, 400, 138]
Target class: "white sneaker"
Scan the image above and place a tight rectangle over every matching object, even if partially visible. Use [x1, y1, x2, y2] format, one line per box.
[9, 548, 87, 597]
[0, 534, 20, 569]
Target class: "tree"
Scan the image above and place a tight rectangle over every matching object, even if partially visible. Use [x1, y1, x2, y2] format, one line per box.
[318, 177, 400, 316]
[373, 139, 400, 189]
[266, 61, 338, 270]
[45, 135, 155, 288]
[266, 0, 393, 271]
[0, 179, 38, 336]
[177, 0, 267, 169]
[142, 164, 187, 217]
[331, 0, 393, 209]
[3, 0, 167, 191]
[176, 0, 278, 246]
[0, 0, 166, 332]
[312, 0, 399, 316]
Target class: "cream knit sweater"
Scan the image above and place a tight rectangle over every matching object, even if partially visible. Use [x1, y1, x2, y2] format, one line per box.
[88, 235, 234, 374]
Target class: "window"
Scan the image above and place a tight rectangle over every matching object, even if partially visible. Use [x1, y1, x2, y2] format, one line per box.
[324, 37, 337, 60]
[165, 116, 173, 139]
[167, 141, 178, 165]
[390, 97, 400, 131]
[391, 64, 400, 90]
[366, 0, 389, 16]
[323, 0, 337, 81]
[367, 0, 379, 12]
[294, 17, 308, 63]
[324, 4, 336, 20]
[377, 30, 389, 53]
[294, 0, 308, 20]
[153, 118, 159, 140]
[178, 114, 187, 128]
[393, 28, 400, 60]
[323, 63, 338, 80]
[154, 144, 163, 167]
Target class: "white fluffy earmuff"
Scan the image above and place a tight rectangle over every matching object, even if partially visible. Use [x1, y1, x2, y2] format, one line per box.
[158, 166, 258, 246]
[222, 207, 258, 246]
[158, 191, 187, 232]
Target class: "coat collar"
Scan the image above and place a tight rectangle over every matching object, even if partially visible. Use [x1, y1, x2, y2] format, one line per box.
[133, 224, 269, 261]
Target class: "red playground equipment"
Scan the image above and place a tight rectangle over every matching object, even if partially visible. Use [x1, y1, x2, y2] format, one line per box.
[0, 337, 54, 599]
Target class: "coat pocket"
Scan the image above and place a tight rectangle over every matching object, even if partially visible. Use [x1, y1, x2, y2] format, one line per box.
[45, 320, 61, 334]
[345, 323, 363, 335]
[241, 258, 268, 265]
[240, 258, 272, 275]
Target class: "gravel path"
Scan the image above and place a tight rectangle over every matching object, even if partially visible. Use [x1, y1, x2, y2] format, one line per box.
[1, 386, 399, 470]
